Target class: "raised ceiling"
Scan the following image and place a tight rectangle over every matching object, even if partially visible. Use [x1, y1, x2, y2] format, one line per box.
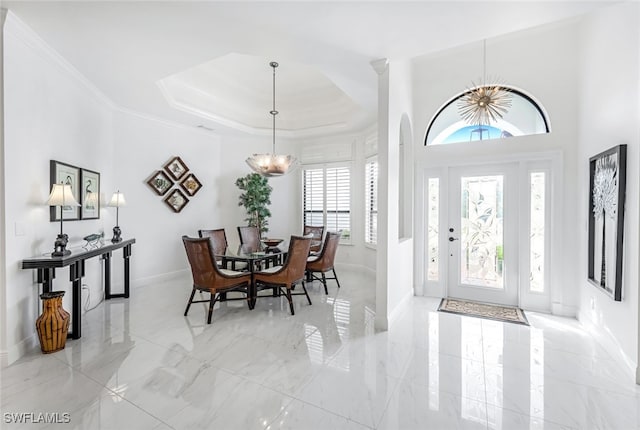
[4, 1, 614, 137]
[158, 53, 367, 136]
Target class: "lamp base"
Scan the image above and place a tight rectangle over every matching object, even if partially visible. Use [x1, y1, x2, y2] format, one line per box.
[51, 234, 71, 257]
[111, 226, 122, 243]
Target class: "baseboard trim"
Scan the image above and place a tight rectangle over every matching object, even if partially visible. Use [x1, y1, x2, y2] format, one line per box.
[578, 309, 636, 383]
[335, 262, 376, 276]
[132, 269, 190, 289]
[551, 303, 578, 317]
[2, 334, 38, 367]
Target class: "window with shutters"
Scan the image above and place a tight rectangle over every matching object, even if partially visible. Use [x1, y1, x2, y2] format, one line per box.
[303, 163, 351, 243]
[365, 157, 378, 246]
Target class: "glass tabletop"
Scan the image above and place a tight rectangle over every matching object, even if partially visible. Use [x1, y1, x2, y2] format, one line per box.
[217, 243, 287, 261]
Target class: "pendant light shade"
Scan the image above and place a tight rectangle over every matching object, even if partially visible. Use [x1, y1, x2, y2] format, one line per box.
[246, 61, 299, 177]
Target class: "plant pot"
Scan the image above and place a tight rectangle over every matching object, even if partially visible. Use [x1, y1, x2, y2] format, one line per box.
[36, 291, 70, 354]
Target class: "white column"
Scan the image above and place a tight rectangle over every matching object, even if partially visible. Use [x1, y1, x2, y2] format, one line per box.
[371, 58, 389, 330]
[0, 7, 8, 367]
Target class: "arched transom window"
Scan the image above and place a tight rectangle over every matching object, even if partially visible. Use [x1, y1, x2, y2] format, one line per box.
[424, 86, 550, 146]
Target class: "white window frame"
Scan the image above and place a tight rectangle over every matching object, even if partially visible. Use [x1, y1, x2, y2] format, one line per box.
[302, 162, 352, 244]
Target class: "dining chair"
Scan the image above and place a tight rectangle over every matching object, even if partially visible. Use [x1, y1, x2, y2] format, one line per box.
[182, 236, 252, 323]
[237, 225, 261, 249]
[306, 231, 341, 294]
[253, 235, 312, 315]
[199, 228, 247, 271]
[303, 225, 325, 253]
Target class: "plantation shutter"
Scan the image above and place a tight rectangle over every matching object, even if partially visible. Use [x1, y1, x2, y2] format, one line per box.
[303, 168, 324, 226]
[365, 158, 378, 245]
[302, 164, 351, 243]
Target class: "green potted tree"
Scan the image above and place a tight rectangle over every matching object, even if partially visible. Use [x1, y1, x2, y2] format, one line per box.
[235, 173, 272, 237]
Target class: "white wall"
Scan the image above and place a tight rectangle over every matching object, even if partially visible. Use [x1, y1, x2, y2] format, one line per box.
[374, 58, 415, 330]
[387, 60, 414, 321]
[1, 13, 301, 364]
[3, 13, 116, 362]
[576, 2, 640, 380]
[412, 18, 580, 315]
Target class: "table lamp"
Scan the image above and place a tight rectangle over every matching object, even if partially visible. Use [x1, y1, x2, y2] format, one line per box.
[46, 183, 80, 256]
[108, 191, 126, 243]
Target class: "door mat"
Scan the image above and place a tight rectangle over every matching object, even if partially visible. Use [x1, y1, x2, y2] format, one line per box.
[438, 298, 529, 326]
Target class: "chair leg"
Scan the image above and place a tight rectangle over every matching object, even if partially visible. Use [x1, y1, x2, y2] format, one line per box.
[333, 269, 341, 288]
[286, 287, 295, 315]
[207, 293, 218, 324]
[302, 280, 312, 305]
[184, 289, 196, 316]
[321, 273, 328, 295]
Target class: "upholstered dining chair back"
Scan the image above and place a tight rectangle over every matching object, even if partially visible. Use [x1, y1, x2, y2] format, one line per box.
[305, 231, 342, 295]
[303, 225, 324, 252]
[198, 228, 228, 261]
[308, 231, 340, 272]
[183, 236, 218, 288]
[182, 236, 251, 323]
[253, 235, 312, 315]
[237, 226, 261, 249]
[283, 235, 313, 283]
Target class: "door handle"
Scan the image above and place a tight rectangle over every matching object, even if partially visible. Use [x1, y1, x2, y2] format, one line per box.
[448, 237, 459, 242]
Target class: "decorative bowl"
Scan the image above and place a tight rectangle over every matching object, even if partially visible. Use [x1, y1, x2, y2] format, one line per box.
[262, 238, 283, 248]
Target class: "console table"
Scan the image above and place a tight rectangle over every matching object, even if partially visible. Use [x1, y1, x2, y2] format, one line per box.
[22, 238, 135, 339]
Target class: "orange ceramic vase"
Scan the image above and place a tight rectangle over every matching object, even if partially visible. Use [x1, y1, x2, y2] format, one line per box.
[36, 291, 70, 354]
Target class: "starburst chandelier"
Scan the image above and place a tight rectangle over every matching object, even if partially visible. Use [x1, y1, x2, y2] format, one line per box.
[246, 61, 299, 177]
[458, 40, 512, 126]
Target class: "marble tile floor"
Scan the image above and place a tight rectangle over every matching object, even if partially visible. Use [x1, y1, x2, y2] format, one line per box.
[2, 266, 640, 429]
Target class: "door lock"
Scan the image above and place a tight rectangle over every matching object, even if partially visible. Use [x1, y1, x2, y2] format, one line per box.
[448, 237, 459, 242]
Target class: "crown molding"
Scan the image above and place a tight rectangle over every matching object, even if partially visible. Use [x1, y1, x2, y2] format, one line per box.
[5, 11, 116, 110]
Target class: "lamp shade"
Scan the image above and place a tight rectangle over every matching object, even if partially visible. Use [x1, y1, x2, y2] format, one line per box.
[108, 192, 127, 207]
[46, 184, 80, 207]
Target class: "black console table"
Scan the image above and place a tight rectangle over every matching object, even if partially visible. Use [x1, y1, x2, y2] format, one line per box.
[22, 238, 135, 339]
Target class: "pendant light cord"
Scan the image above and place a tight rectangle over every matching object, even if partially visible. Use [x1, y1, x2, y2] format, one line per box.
[270, 61, 279, 155]
[482, 39, 486, 85]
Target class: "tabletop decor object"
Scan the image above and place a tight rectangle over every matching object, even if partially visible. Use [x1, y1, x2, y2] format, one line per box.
[36, 291, 70, 353]
[246, 61, 299, 177]
[108, 191, 127, 243]
[46, 183, 81, 256]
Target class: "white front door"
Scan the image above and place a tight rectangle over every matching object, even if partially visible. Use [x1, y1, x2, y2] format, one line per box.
[447, 164, 519, 306]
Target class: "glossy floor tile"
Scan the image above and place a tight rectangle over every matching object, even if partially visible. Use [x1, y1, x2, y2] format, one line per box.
[2, 266, 640, 429]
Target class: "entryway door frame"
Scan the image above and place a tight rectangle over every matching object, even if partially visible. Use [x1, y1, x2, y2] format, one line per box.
[419, 151, 560, 313]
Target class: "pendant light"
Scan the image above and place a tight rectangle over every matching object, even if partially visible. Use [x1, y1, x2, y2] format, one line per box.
[458, 40, 512, 126]
[246, 61, 299, 177]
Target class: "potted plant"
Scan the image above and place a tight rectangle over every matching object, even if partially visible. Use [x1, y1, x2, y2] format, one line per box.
[235, 173, 272, 237]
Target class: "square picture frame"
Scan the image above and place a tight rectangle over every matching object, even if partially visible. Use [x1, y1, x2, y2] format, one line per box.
[180, 173, 203, 196]
[588, 144, 627, 301]
[50, 160, 80, 222]
[146, 170, 174, 196]
[80, 168, 100, 220]
[163, 156, 189, 181]
[163, 188, 189, 213]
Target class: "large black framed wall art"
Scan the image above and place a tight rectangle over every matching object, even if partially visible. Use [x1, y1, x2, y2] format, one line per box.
[588, 144, 627, 301]
[50, 160, 81, 222]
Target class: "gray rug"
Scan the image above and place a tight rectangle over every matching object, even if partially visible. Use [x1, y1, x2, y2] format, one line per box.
[438, 298, 529, 326]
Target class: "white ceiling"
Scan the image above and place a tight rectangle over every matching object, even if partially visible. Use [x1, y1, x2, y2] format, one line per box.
[4, 1, 614, 137]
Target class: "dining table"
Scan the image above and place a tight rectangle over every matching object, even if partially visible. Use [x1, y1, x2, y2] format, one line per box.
[217, 242, 287, 309]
